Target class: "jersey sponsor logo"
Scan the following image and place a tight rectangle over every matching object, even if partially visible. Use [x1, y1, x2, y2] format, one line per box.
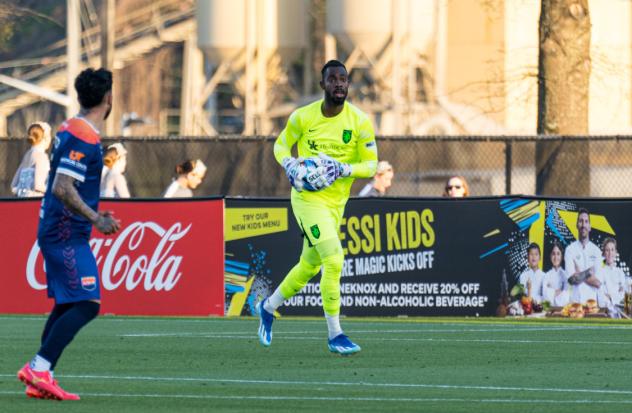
[342, 130, 352, 144]
[310, 224, 321, 239]
[60, 157, 88, 171]
[81, 276, 97, 291]
[308, 140, 318, 150]
[69, 150, 86, 161]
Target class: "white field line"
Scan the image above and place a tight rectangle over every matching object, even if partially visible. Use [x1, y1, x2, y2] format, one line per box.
[2, 315, 632, 330]
[0, 390, 632, 404]
[116, 332, 630, 345]
[113, 326, 632, 334]
[2, 373, 632, 397]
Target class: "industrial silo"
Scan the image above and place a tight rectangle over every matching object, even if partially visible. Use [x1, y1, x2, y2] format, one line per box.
[196, 0, 306, 64]
[194, 0, 307, 134]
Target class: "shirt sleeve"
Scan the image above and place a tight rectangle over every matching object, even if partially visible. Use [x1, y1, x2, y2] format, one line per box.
[10, 167, 20, 194]
[163, 181, 177, 198]
[274, 110, 302, 164]
[114, 174, 130, 198]
[56, 138, 97, 183]
[33, 151, 50, 193]
[349, 117, 378, 178]
[564, 247, 574, 279]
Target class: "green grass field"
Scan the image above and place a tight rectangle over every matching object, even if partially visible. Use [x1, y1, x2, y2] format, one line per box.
[1, 315, 632, 412]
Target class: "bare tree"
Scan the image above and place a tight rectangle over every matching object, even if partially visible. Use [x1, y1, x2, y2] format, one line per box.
[536, 0, 591, 196]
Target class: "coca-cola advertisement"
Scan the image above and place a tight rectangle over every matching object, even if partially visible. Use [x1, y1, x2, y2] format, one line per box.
[0, 198, 224, 316]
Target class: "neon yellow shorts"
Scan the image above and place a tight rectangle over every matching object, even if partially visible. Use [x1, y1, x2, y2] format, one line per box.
[291, 197, 344, 247]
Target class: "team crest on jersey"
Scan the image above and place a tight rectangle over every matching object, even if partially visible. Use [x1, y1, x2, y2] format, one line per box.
[342, 130, 352, 144]
[81, 276, 97, 291]
[310, 224, 321, 239]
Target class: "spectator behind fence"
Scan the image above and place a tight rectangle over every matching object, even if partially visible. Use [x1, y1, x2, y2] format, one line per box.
[11, 122, 52, 197]
[358, 160, 394, 197]
[443, 175, 469, 198]
[163, 159, 207, 198]
[100, 143, 130, 198]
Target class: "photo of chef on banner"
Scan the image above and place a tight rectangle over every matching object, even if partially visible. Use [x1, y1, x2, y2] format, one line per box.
[505, 207, 632, 319]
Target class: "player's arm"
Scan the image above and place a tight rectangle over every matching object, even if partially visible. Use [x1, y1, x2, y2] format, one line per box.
[52, 174, 120, 235]
[275, 111, 309, 191]
[348, 117, 378, 178]
[274, 111, 301, 165]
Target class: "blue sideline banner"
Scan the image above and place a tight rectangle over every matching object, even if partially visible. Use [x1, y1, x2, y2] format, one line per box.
[224, 197, 632, 317]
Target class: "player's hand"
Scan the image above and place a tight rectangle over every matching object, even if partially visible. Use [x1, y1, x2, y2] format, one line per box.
[318, 153, 352, 183]
[95, 210, 121, 235]
[303, 159, 330, 190]
[282, 157, 305, 192]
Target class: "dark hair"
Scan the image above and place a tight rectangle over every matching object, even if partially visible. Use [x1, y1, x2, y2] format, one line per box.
[577, 207, 590, 221]
[550, 240, 564, 254]
[176, 160, 196, 175]
[527, 242, 540, 255]
[321, 60, 347, 79]
[27, 124, 45, 145]
[75, 68, 112, 109]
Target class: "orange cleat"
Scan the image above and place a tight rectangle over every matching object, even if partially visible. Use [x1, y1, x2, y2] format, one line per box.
[17, 363, 80, 401]
[25, 384, 46, 399]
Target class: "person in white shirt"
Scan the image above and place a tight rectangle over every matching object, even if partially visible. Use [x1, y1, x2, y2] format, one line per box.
[564, 208, 602, 304]
[11, 122, 52, 197]
[542, 241, 570, 307]
[597, 237, 626, 308]
[163, 159, 207, 198]
[100, 142, 130, 198]
[518, 243, 545, 303]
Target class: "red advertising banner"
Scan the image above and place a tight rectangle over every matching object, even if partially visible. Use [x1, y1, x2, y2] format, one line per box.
[0, 198, 224, 316]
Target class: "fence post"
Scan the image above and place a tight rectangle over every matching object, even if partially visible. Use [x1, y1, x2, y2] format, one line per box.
[505, 139, 512, 195]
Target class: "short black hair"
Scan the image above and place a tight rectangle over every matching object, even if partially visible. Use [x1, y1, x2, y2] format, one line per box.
[527, 242, 540, 255]
[577, 207, 590, 218]
[75, 68, 112, 109]
[321, 60, 347, 79]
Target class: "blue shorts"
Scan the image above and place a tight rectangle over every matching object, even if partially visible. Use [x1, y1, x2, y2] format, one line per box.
[40, 242, 101, 304]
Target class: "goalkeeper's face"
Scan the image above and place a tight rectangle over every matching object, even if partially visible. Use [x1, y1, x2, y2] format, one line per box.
[321, 66, 349, 106]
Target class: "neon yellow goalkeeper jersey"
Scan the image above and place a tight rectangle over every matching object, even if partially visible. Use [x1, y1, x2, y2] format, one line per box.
[274, 99, 378, 208]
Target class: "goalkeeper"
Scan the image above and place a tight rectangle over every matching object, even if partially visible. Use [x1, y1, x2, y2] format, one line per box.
[257, 60, 377, 355]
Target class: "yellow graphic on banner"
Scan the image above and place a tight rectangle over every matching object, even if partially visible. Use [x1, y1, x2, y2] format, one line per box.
[225, 208, 288, 241]
[227, 275, 255, 316]
[558, 210, 615, 239]
[528, 201, 546, 268]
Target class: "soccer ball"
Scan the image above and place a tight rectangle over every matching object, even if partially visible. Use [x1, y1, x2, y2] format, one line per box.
[296, 158, 326, 192]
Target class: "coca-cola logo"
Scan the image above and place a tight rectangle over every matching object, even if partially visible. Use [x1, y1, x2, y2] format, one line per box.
[27, 222, 192, 292]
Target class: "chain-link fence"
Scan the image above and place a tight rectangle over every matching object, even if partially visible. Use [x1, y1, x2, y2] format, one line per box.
[2, 135, 632, 198]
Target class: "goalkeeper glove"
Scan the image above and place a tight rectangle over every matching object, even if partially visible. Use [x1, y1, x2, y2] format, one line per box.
[318, 153, 352, 184]
[303, 157, 332, 191]
[282, 157, 305, 192]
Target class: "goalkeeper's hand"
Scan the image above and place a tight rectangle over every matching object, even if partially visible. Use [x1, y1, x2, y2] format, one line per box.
[318, 153, 352, 185]
[303, 163, 330, 191]
[282, 157, 305, 192]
